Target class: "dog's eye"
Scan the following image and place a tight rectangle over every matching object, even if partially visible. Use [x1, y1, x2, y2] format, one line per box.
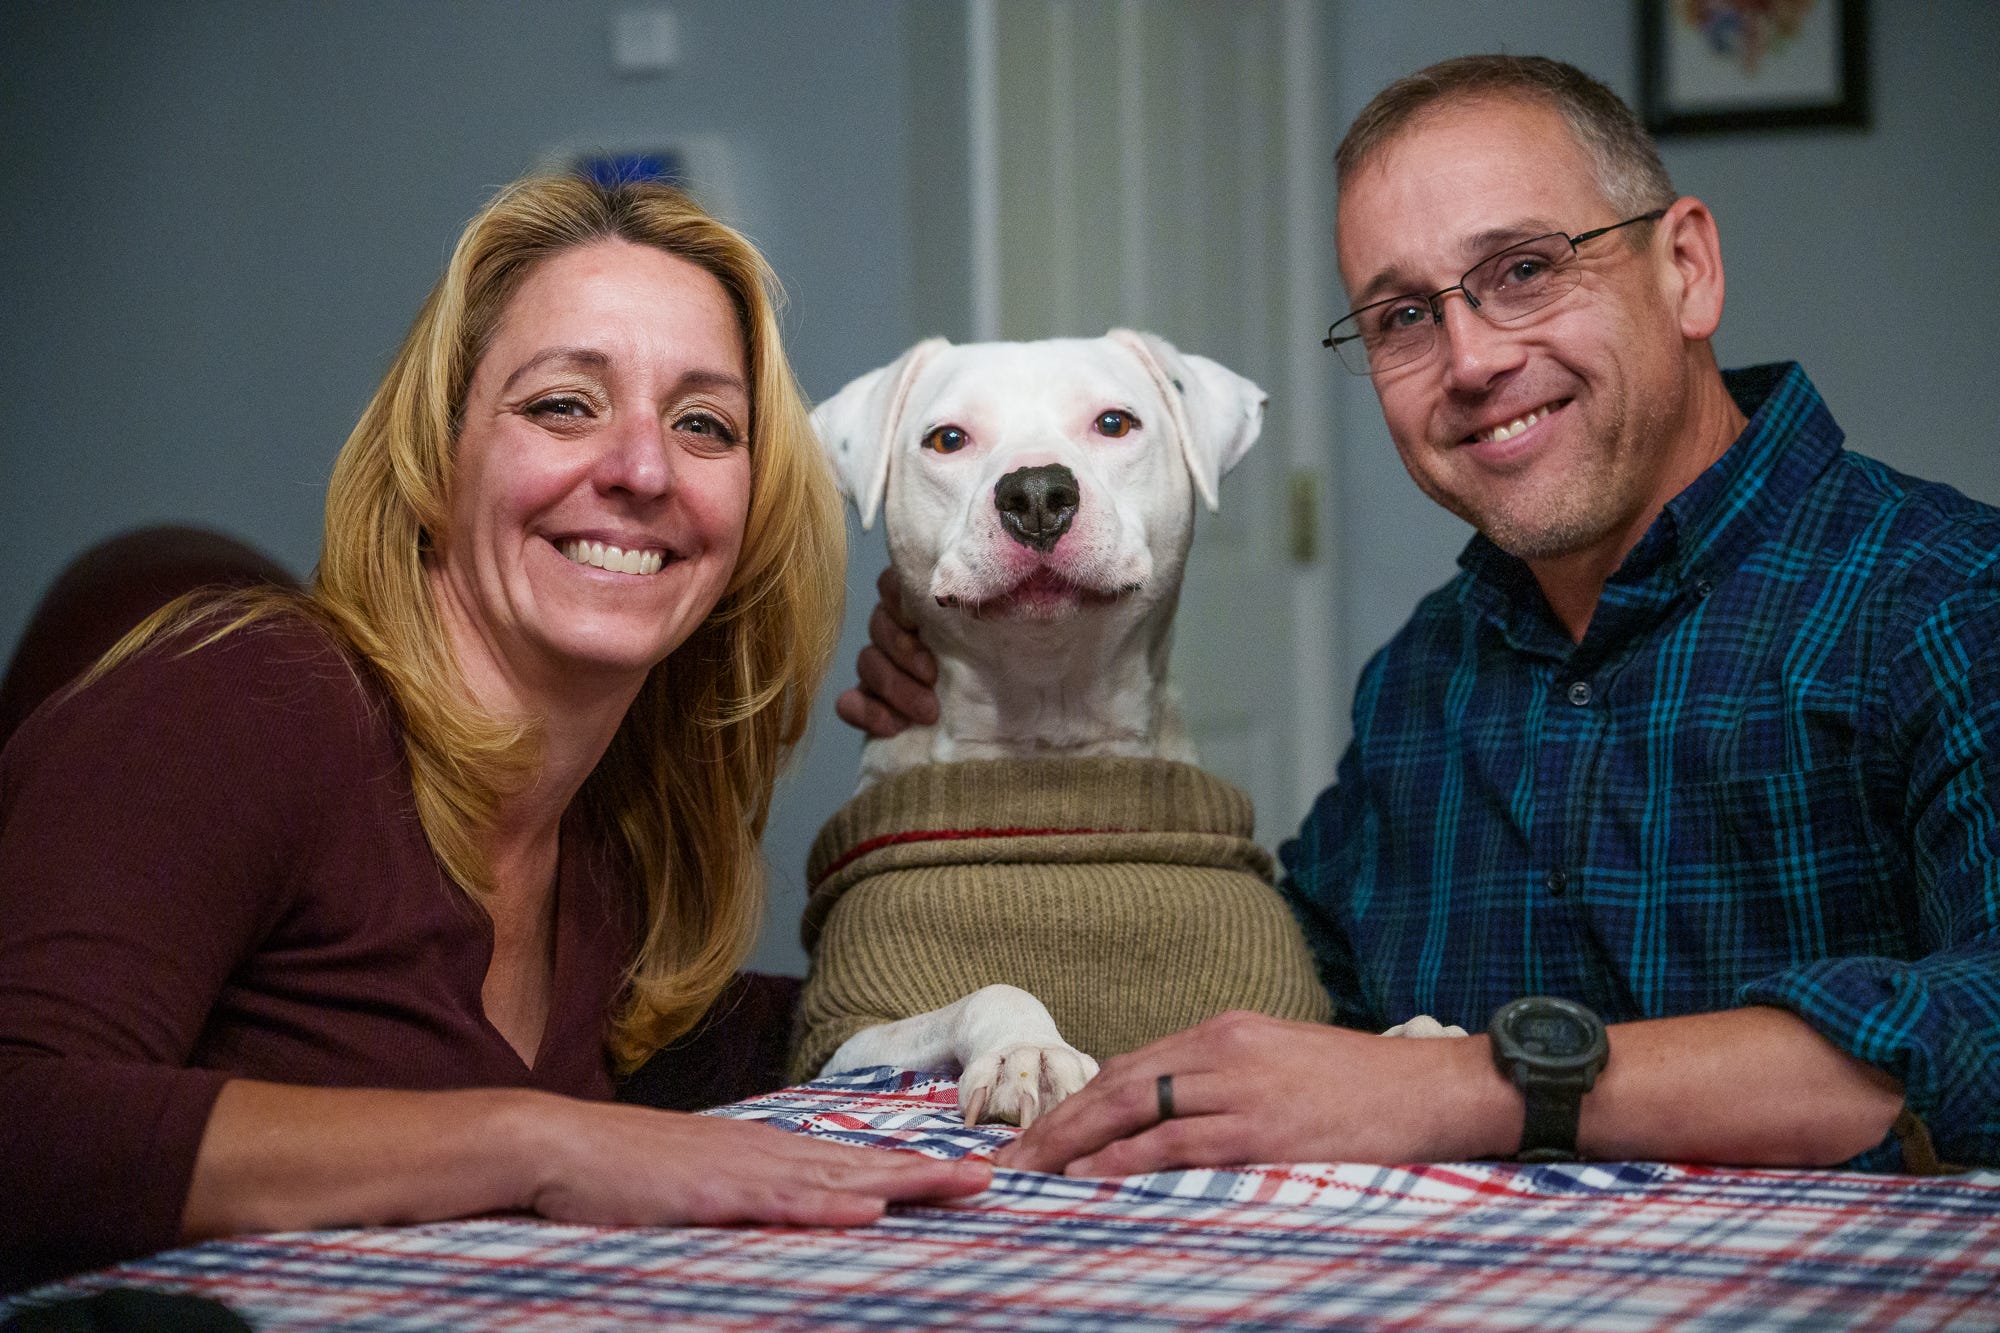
[922, 425, 969, 454]
[1094, 410, 1139, 438]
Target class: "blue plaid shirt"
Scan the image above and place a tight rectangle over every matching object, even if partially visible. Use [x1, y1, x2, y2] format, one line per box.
[1280, 363, 2000, 1170]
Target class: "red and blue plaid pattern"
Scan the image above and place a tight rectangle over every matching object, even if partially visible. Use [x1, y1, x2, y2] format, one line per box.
[10, 1067, 2000, 1330]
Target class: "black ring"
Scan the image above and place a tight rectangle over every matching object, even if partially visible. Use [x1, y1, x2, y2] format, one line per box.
[1156, 1073, 1176, 1122]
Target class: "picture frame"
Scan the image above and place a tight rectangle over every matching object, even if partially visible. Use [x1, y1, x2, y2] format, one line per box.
[1639, 0, 1869, 136]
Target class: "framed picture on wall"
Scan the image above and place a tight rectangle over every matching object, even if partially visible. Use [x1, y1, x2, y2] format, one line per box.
[1639, 0, 1870, 135]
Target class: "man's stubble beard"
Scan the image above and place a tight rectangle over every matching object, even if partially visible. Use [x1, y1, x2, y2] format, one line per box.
[1465, 384, 1669, 563]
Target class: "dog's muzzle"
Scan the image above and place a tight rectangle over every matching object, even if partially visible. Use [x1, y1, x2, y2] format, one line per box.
[994, 464, 1080, 554]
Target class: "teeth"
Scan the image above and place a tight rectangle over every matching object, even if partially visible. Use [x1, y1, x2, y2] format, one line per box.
[559, 540, 666, 575]
[1481, 404, 1554, 443]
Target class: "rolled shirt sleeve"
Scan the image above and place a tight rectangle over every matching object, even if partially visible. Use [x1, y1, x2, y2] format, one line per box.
[1742, 584, 2000, 1169]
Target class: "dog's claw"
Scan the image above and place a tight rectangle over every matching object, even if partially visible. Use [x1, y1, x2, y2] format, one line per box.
[957, 1042, 1100, 1126]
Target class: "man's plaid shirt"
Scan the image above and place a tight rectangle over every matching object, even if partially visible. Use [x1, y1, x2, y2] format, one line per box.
[1280, 363, 2000, 1169]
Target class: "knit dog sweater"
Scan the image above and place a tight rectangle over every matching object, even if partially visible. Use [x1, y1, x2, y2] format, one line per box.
[790, 757, 1333, 1081]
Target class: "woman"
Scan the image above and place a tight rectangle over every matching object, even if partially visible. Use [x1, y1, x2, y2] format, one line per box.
[0, 175, 988, 1288]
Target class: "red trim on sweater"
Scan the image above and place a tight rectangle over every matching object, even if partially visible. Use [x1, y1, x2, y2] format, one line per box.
[812, 825, 1131, 891]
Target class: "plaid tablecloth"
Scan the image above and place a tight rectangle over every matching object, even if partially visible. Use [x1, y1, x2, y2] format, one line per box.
[9, 1067, 1999, 1331]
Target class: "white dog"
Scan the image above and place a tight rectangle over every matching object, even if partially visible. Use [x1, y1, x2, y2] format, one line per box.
[818, 329, 1251, 786]
[801, 331, 1459, 1126]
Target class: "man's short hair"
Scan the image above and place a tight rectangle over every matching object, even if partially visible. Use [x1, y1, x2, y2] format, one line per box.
[1336, 55, 1677, 219]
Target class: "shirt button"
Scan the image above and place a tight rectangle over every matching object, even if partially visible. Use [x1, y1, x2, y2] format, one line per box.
[1695, 579, 1715, 598]
[1566, 680, 1593, 706]
[1546, 867, 1569, 896]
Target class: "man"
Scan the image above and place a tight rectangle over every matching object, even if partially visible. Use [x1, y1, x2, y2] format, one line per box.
[839, 56, 1999, 1176]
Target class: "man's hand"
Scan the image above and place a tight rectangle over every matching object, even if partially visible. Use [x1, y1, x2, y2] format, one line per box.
[834, 567, 940, 738]
[993, 1011, 1513, 1177]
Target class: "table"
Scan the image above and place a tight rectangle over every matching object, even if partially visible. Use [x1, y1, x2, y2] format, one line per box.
[8, 1068, 1998, 1330]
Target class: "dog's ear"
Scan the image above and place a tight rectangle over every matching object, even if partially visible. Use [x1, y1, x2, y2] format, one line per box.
[810, 338, 949, 531]
[1109, 329, 1265, 512]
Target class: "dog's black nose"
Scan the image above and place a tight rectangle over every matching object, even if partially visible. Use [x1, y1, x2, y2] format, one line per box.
[993, 464, 1080, 553]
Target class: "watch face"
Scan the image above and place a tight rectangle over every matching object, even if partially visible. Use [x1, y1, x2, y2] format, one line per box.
[1493, 996, 1608, 1076]
[1515, 1012, 1589, 1058]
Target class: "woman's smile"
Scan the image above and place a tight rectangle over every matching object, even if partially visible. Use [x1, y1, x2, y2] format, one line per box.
[555, 537, 671, 576]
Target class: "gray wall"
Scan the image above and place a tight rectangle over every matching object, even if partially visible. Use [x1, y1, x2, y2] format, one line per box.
[5, 2, 1997, 976]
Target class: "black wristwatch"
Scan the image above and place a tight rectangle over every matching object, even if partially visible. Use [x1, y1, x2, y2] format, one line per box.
[1488, 996, 1609, 1162]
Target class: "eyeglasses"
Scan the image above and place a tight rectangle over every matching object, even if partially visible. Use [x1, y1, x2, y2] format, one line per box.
[1322, 209, 1668, 376]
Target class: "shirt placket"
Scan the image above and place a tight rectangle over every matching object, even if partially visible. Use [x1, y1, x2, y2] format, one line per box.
[1530, 649, 1604, 988]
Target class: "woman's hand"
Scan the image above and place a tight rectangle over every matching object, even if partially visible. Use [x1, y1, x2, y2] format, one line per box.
[522, 1096, 992, 1226]
[834, 568, 940, 738]
[185, 1080, 991, 1241]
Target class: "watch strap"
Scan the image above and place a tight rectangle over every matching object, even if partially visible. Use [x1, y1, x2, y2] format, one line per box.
[1516, 1078, 1585, 1162]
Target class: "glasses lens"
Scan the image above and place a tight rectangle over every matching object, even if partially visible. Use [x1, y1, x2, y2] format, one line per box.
[1466, 235, 1581, 324]
[1326, 319, 1375, 375]
[1328, 297, 1432, 376]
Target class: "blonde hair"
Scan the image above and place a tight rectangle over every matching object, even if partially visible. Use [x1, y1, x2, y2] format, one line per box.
[93, 175, 844, 1068]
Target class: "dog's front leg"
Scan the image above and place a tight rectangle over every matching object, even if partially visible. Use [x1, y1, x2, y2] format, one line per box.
[820, 984, 1099, 1127]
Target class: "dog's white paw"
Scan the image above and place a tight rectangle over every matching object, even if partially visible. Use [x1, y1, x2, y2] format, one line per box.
[1380, 1014, 1468, 1038]
[958, 1043, 1100, 1127]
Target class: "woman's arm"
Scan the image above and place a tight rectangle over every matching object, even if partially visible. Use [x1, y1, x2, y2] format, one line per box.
[185, 1079, 990, 1238]
[2, 620, 981, 1286]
